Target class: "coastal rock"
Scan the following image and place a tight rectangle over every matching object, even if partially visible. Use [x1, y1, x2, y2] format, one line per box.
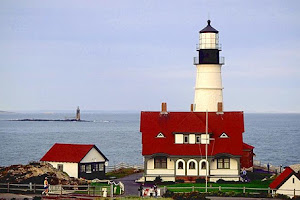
[0, 162, 87, 185]
[290, 164, 300, 173]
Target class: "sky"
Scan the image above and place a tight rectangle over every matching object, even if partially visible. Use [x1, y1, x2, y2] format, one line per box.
[0, 0, 299, 113]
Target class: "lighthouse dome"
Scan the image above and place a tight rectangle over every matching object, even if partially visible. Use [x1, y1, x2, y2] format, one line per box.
[200, 20, 218, 33]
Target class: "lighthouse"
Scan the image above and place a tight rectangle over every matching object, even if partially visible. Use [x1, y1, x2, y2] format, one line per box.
[193, 20, 225, 112]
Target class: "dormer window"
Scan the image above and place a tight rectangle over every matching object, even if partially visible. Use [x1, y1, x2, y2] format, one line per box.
[183, 135, 189, 144]
[156, 132, 165, 138]
[196, 135, 201, 144]
[220, 132, 229, 138]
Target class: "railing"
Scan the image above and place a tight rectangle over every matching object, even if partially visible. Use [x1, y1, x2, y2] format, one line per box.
[161, 185, 300, 197]
[253, 160, 284, 174]
[193, 57, 225, 65]
[106, 162, 144, 172]
[0, 182, 123, 197]
[196, 44, 222, 50]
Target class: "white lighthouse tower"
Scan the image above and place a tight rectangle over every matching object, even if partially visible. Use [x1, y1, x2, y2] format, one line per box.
[193, 20, 225, 112]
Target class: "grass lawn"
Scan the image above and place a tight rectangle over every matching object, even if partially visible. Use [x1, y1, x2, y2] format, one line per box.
[74, 182, 122, 195]
[164, 172, 274, 194]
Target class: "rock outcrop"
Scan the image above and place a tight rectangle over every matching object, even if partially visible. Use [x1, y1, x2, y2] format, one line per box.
[0, 162, 87, 185]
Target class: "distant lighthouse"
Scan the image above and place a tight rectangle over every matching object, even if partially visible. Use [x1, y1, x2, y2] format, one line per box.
[193, 20, 225, 112]
[76, 106, 80, 121]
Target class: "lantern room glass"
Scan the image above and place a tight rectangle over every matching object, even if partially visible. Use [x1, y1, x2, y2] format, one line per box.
[200, 33, 219, 49]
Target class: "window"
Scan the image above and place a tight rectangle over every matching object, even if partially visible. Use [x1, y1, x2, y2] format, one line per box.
[178, 161, 184, 169]
[183, 135, 189, 144]
[217, 158, 230, 169]
[156, 132, 165, 138]
[201, 134, 210, 144]
[154, 157, 167, 169]
[86, 164, 92, 173]
[57, 164, 63, 171]
[293, 178, 295, 184]
[94, 163, 99, 171]
[189, 161, 196, 169]
[80, 165, 85, 172]
[196, 135, 201, 144]
[201, 162, 206, 169]
[99, 163, 104, 171]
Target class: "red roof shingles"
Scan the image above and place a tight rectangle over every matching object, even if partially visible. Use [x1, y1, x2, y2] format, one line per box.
[140, 111, 245, 157]
[270, 167, 298, 189]
[243, 143, 254, 150]
[40, 143, 95, 163]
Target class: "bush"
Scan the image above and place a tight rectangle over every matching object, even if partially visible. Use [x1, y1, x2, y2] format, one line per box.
[154, 176, 162, 184]
[275, 193, 291, 199]
[195, 178, 205, 183]
[216, 179, 240, 184]
[172, 192, 208, 200]
[163, 189, 174, 198]
[176, 179, 185, 183]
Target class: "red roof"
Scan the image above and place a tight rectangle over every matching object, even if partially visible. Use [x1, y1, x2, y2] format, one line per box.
[140, 111, 245, 157]
[270, 167, 298, 189]
[40, 143, 102, 163]
[243, 143, 254, 150]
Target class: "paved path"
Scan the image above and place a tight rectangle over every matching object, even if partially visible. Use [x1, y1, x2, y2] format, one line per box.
[208, 197, 281, 200]
[115, 172, 143, 196]
[0, 193, 35, 200]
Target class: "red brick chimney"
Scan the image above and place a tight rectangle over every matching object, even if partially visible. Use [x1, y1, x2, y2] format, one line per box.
[161, 102, 168, 114]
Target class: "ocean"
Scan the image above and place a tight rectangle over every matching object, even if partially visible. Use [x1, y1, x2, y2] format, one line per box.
[0, 112, 299, 168]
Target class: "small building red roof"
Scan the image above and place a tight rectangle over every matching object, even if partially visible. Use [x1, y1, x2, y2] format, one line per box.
[270, 167, 298, 189]
[140, 111, 245, 157]
[40, 143, 107, 163]
[243, 143, 254, 150]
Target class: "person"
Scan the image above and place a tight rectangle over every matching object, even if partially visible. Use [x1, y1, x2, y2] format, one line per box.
[138, 183, 144, 197]
[241, 167, 247, 182]
[42, 177, 49, 196]
[267, 163, 270, 173]
[153, 183, 158, 198]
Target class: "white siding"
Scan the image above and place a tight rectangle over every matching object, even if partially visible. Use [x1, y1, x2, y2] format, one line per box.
[210, 158, 239, 176]
[277, 175, 300, 198]
[48, 162, 78, 178]
[80, 147, 106, 163]
[146, 158, 174, 176]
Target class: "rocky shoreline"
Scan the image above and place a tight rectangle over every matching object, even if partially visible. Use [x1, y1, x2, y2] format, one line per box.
[0, 162, 88, 185]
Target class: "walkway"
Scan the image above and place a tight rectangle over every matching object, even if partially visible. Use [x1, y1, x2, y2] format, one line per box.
[115, 172, 143, 196]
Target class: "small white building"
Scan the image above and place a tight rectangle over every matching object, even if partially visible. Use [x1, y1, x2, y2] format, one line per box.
[270, 167, 300, 198]
[40, 143, 108, 179]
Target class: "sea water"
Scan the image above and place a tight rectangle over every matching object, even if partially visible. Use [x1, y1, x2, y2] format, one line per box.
[0, 112, 299, 167]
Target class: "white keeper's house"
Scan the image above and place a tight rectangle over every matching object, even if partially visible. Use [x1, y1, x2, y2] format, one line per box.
[40, 143, 109, 179]
[139, 20, 254, 183]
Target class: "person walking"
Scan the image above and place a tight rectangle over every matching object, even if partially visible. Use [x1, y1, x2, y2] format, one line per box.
[138, 183, 144, 197]
[42, 177, 49, 196]
[153, 183, 158, 198]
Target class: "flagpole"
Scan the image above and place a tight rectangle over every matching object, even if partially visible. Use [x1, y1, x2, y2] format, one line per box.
[205, 110, 208, 193]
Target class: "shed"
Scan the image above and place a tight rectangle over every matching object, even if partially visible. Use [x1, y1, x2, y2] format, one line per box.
[40, 143, 108, 179]
[270, 167, 300, 198]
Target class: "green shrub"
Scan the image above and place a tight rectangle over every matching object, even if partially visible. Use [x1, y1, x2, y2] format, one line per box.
[163, 189, 174, 198]
[172, 192, 208, 200]
[154, 176, 162, 184]
[195, 178, 205, 183]
[176, 179, 185, 183]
